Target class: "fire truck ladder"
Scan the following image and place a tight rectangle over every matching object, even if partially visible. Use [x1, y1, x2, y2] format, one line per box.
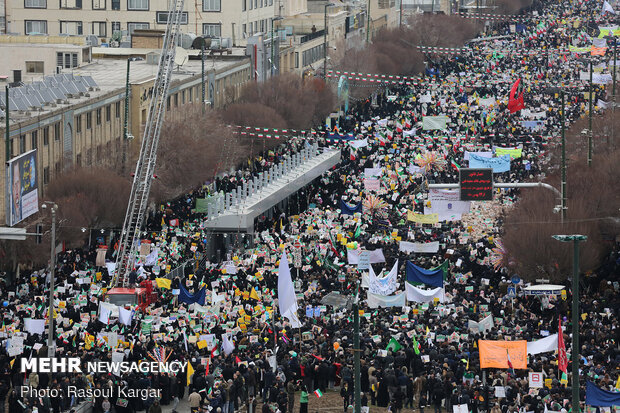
[111, 0, 185, 288]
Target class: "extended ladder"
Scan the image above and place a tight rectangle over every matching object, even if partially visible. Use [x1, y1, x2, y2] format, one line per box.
[111, 0, 185, 287]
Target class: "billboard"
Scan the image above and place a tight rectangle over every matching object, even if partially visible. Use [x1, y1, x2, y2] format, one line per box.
[6, 149, 38, 226]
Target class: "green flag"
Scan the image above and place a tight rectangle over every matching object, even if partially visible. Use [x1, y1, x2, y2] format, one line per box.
[354, 224, 362, 239]
[411, 333, 420, 355]
[386, 337, 402, 352]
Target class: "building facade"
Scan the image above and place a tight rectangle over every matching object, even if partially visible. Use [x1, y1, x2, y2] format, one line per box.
[2, 0, 306, 46]
[0, 41, 251, 225]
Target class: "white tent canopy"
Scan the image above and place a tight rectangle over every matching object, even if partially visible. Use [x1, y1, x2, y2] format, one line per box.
[523, 284, 565, 296]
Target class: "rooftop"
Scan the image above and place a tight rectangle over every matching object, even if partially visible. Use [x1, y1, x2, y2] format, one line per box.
[1, 51, 249, 124]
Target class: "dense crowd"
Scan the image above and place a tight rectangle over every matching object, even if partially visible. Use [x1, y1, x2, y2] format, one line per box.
[1, 1, 619, 413]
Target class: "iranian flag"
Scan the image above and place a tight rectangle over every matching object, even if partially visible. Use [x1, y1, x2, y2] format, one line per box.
[450, 160, 460, 171]
[396, 123, 403, 133]
[314, 389, 323, 398]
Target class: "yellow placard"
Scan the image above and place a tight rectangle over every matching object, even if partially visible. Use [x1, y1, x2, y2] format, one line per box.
[197, 340, 208, 349]
[407, 211, 439, 224]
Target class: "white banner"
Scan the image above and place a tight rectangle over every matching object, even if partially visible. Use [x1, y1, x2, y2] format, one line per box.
[364, 168, 383, 177]
[399, 241, 440, 253]
[464, 151, 493, 161]
[347, 248, 385, 265]
[364, 178, 381, 191]
[468, 314, 494, 334]
[349, 138, 368, 149]
[367, 291, 406, 308]
[369, 260, 398, 296]
[405, 284, 445, 303]
[527, 333, 558, 355]
[422, 115, 450, 130]
[24, 319, 46, 335]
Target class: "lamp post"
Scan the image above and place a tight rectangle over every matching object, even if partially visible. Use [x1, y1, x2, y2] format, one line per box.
[271, 16, 283, 77]
[588, 58, 593, 167]
[351, 281, 361, 413]
[323, 3, 334, 79]
[42, 201, 58, 357]
[552, 234, 587, 413]
[366, 0, 371, 44]
[546, 87, 567, 222]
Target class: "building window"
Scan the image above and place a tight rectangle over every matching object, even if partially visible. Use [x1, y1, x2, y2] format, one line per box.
[60, 21, 83, 35]
[127, 0, 148, 10]
[25, 20, 47, 34]
[166, 96, 170, 110]
[202, 23, 221, 37]
[86, 112, 92, 129]
[92, 0, 105, 8]
[92, 21, 106, 37]
[31, 131, 38, 150]
[25, 61, 44, 74]
[25, 0, 46, 7]
[156, 11, 188, 24]
[242, 0, 245, 11]
[242, 24, 246, 38]
[174, 93, 178, 107]
[189, 87, 193, 101]
[182, 90, 185, 104]
[43, 126, 49, 146]
[96, 108, 102, 125]
[76, 114, 82, 132]
[115, 101, 121, 118]
[60, 0, 82, 8]
[43, 167, 50, 185]
[57, 52, 79, 69]
[202, 0, 220, 11]
[128, 22, 149, 34]
[111, 0, 119, 9]
[54, 122, 60, 140]
[112, 21, 121, 33]
[106, 105, 111, 122]
[19, 135, 26, 154]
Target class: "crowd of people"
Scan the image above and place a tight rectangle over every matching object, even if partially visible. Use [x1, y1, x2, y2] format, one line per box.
[1, 1, 619, 413]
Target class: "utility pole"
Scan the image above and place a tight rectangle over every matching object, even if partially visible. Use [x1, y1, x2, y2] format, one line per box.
[123, 59, 130, 141]
[399, 0, 403, 29]
[560, 90, 566, 223]
[353, 282, 361, 413]
[588, 58, 593, 167]
[552, 234, 587, 413]
[201, 43, 206, 114]
[5, 85, 9, 163]
[324, 4, 334, 79]
[45, 202, 58, 357]
[122, 59, 130, 173]
[366, 0, 371, 44]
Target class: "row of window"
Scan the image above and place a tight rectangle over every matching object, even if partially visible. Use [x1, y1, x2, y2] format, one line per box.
[26, 19, 219, 36]
[301, 44, 325, 68]
[24, 0, 221, 11]
[241, 18, 271, 38]
[241, 0, 273, 11]
[75, 102, 121, 133]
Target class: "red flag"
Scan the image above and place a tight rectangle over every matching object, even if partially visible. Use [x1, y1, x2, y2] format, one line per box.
[508, 78, 525, 113]
[235, 356, 242, 364]
[558, 319, 568, 373]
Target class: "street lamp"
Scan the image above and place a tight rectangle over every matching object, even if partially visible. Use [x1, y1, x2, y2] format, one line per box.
[324, 3, 335, 79]
[41, 201, 58, 357]
[546, 87, 567, 223]
[271, 16, 284, 77]
[552, 234, 587, 413]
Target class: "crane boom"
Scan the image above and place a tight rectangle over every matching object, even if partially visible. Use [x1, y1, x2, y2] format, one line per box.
[111, 0, 185, 287]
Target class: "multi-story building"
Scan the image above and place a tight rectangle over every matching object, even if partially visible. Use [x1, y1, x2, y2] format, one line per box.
[0, 38, 251, 225]
[2, 0, 311, 46]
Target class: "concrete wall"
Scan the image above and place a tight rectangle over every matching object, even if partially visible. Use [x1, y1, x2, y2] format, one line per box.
[0, 43, 88, 82]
